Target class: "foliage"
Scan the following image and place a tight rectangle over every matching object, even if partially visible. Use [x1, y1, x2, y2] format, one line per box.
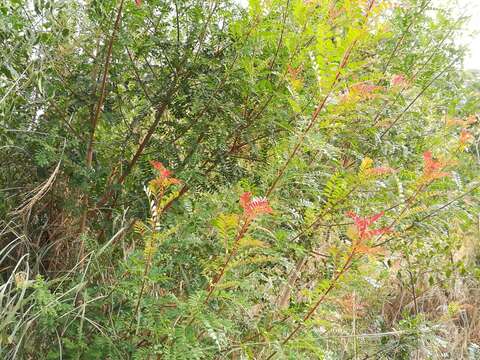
[1, 0, 480, 358]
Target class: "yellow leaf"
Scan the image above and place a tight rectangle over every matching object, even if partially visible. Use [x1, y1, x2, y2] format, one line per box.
[359, 156, 373, 175]
[238, 236, 269, 249]
[346, 225, 358, 241]
[133, 220, 149, 235]
[213, 214, 239, 249]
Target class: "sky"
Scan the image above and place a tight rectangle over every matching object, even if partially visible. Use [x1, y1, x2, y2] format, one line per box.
[235, 0, 480, 70]
[454, 0, 480, 70]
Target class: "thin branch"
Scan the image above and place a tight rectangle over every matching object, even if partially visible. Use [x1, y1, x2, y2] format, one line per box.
[80, 0, 125, 235]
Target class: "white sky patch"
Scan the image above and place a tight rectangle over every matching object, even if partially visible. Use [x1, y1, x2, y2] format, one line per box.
[236, 0, 248, 7]
[433, 0, 480, 70]
[455, 0, 480, 70]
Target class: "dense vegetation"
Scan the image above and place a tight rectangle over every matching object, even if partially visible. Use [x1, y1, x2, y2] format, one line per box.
[1, 0, 479, 358]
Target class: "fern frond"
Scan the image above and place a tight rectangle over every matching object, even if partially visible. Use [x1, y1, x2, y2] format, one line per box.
[398, 205, 428, 220]
[134, 220, 150, 235]
[213, 214, 239, 249]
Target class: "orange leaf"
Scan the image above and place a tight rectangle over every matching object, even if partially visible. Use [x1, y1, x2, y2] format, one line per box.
[354, 244, 386, 255]
[422, 151, 449, 180]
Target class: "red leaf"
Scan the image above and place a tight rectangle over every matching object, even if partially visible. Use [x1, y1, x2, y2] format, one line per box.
[240, 192, 252, 209]
[346, 211, 389, 240]
[150, 160, 176, 180]
[135, 0, 142, 7]
[240, 192, 272, 219]
[390, 74, 409, 88]
[150, 160, 164, 171]
[246, 197, 272, 216]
